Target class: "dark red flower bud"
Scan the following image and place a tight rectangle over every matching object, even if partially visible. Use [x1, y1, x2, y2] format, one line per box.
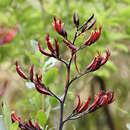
[25, 120, 35, 128]
[87, 14, 94, 23]
[11, 111, 22, 123]
[78, 97, 91, 113]
[55, 39, 59, 57]
[35, 84, 51, 96]
[35, 73, 42, 84]
[73, 95, 82, 113]
[16, 61, 28, 79]
[87, 18, 96, 30]
[38, 41, 52, 56]
[46, 34, 55, 53]
[29, 64, 34, 81]
[100, 49, 110, 66]
[63, 39, 77, 51]
[73, 12, 79, 27]
[107, 91, 114, 104]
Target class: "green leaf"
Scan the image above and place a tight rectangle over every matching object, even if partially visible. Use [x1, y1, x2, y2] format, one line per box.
[44, 68, 58, 85]
[36, 110, 47, 127]
[10, 122, 19, 130]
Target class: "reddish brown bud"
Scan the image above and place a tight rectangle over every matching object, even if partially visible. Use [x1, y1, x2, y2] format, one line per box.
[30, 64, 34, 81]
[73, 12, 79, 27]
[100, 49, 110, 66]
[35, 74, 42, 84]
[78, 97, 91, 113]
[11, 111, 22, 123]
[63, 39, 77, 51]
[38, 41, 52, 56]
[35, 84, 51, 96]
[73, 95, 82, 113]
[87, 14, 94, 23]
[87, 18, 96, 30]
[46, 34, 55, 53]
[16, 61, 28, 79]
[55, 39, 59, 57]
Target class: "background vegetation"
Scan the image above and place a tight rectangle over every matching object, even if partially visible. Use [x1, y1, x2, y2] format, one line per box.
[0, 0, 130, 130]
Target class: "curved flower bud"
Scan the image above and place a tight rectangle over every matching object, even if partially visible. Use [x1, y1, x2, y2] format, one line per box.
[78, 97, 91, 113]
[15, 61, 28, 79]
[63, 39, 77, 51]
[35, 84, 51, 96]
[55, 39, 59, 57]
[100, 49, 111, 66]
[87, 18, 96, 30]
[46, 33, 55, 53]
[81, 16, 95, 33]
[29, 64, 34, 81]
[11, 111, 22, 123]
[38, 41, 52, 56]
[73, 95, 82, 113]
[73, 12, 79, 27]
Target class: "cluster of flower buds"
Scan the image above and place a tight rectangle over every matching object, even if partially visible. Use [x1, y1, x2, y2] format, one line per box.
[0, 25, 17, 46]
[73, 91, 114, 114]
[85, 24, 101, 46]
[38, 34, 59, 58]
[15, 61, 51, 96]
[86, 50, 110, 72]
[53, 16, 67, 39]
[11, 111, 42, 130]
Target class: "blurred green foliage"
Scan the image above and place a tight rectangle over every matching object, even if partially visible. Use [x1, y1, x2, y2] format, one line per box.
[0, 0, 130, 130]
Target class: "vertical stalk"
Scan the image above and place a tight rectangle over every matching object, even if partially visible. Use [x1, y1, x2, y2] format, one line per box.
[59, 103, 64, 130]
